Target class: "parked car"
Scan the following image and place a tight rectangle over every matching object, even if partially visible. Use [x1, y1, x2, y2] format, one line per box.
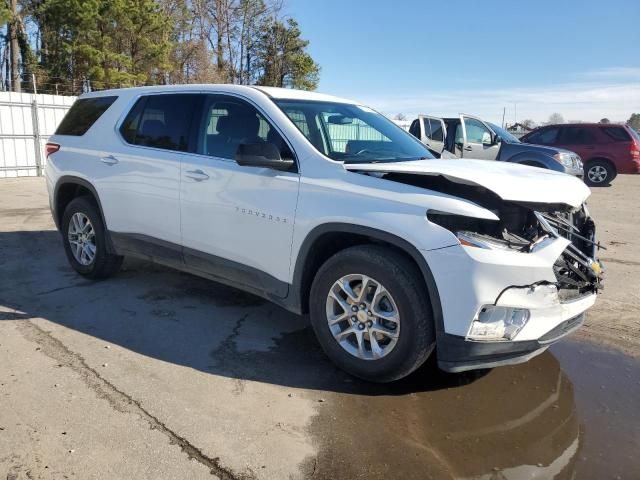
[521, 123, 640, 186]
[409, 114, 583, 177]
[46, 85, 602, 382]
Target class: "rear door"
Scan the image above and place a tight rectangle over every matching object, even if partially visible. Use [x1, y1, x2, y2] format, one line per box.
[417, 115, 447, 154]
[557, 126, 597, 159]
[98, 92, 200, 250]
[457, 115, 500, 160]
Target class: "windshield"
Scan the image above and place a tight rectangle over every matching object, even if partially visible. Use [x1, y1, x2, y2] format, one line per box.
[273, 99, 434, 163]
[488, 122, 521, 143]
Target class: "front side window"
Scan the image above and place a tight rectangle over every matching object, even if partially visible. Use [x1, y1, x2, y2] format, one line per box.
[526, 127, 560, 145]
[197, 95, 294, 161]
[119, 94, 200, 152]
[463, 118, 491, 144]
[274, 100, 434, 163]
[56, 96, 118, 136]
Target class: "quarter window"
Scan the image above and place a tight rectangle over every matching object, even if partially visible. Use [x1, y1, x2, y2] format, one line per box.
[56, 96, 118, 136]
[119, 94, 200, 152]
[602, 126, 631, 142]
[198, 95, 294, 161]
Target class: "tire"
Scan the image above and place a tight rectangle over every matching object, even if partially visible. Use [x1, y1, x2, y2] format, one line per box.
[584, 159, 615, 186]
[309, 245, 435, 382]
[61, 196, 123, 279]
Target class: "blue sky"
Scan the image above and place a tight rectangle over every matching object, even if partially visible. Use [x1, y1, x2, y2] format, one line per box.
[287, 0, 640, 124]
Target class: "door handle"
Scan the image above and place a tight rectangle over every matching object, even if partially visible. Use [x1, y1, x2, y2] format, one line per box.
[100, 155, 119, 165]
[464, 146, 473, 151]
[184, 169, 209, 181]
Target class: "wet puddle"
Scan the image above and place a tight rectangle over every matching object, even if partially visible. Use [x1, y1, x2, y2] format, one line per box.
[309, 340, 640, 479]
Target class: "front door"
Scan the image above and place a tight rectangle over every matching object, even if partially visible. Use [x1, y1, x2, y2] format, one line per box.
[457, 115, 501, 160]
[180, 94, 300, 297]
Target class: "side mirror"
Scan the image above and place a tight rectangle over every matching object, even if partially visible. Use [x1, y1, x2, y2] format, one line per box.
[494, 134, 502, 145]
[235, 143, 294, 172]
[481, 132, 492, 145]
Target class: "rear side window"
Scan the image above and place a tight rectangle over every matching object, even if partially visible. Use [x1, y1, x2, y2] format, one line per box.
[423, 118, 444, 142]
[561, 127, 596, 144]
[55, 96, 118, 136]
[409, 120, 420, 139]
[602, 126, 631, 142]
[119, 94, 201, 152]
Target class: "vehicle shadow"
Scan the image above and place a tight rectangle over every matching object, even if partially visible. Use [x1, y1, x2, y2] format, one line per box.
[0, 229, 488, 395]
[1, 229, 585, 478]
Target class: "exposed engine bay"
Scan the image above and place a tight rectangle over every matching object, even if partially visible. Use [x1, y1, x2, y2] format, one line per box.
[381, 173, 604, 298]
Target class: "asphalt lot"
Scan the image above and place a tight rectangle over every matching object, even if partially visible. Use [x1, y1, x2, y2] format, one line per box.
[1, 175, 639, 479]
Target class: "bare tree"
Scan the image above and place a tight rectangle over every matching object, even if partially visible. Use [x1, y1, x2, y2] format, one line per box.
[394, 113, 407, 121]
[599, 118, 611, 124]
[547, 113, 564, 125]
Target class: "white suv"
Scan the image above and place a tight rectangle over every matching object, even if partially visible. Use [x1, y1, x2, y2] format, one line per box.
[45, 85, 603, 382]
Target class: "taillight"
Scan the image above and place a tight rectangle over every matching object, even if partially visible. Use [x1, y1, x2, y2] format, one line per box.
[45, 143, 60, 158]
[631, 142, 640, 160]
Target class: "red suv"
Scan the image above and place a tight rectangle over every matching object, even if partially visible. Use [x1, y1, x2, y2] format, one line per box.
[521, 123, 640, 186]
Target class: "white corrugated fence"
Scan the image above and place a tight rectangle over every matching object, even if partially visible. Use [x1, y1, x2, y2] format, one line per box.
[0, 92, 76, 178]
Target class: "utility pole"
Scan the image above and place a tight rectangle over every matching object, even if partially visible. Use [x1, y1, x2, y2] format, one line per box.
[502, 107, 506, 128]
[8, 0, 21, 92]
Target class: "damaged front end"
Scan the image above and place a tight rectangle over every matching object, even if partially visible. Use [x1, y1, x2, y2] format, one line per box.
[379, 172, 604, 299]
[428, 202, 604, 299]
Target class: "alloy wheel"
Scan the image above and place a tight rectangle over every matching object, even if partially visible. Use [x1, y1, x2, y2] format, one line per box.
[587, 165, 608, 184]
[326, 274, 400, 360]
[68, 212, 96, 266]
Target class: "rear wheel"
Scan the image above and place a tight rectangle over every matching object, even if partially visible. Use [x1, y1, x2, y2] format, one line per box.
[585, 159, 615, 186]
[309, 245, 435, 382]
[62, 196, 123, 279]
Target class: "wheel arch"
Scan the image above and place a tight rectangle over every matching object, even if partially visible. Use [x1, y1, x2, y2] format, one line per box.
[585, 156, 617, 174]
[508, 152, 562, 171]
[54, 176, 116, 253]
[290, 223, 444, 333]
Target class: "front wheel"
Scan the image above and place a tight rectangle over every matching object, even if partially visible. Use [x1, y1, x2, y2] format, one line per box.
[309, 245, 435, 382]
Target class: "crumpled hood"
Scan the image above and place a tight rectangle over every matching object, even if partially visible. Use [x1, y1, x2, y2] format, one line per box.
[344, 159, 591, 208]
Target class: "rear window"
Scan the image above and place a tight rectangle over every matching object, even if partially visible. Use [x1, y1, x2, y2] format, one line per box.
[602, 126, 631, 142]
[55, 96, 118, 136]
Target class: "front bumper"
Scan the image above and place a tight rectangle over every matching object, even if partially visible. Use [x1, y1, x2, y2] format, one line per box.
[421, 237, 599, 372]
[437, 312, 585, 372]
